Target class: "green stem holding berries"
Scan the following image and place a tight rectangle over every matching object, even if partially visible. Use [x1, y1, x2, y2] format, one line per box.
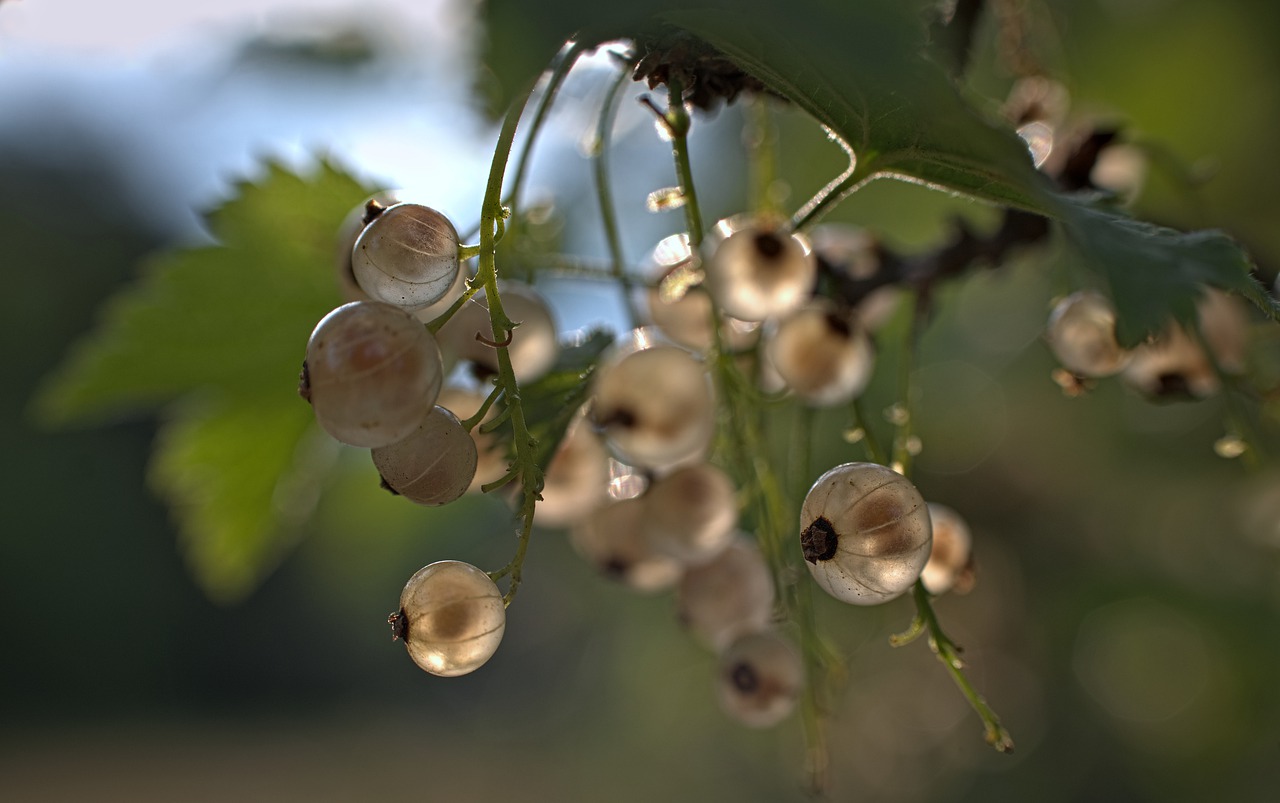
[892, 581, 1015, 753]
[471, 73, 544, 605]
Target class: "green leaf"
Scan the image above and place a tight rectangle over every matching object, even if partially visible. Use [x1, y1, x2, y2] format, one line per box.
[1058, 207, 1278, 347]
[478, 0, 1275, 341]
[151, 398, 338, 603]
[36, 159, 372, 600]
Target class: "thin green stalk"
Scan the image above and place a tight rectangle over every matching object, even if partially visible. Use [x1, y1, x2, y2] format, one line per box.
[504, 40, 587, 219]
[746, 95, 780, 216]
[594, 59, 642, 327]
[471, 76, 543, 607]
[850, 397, 888, 465]
[891, 290, 925, 475]
[460, 384, 504, 432]
[893, 581, 1015, 753]
[665, 78, 704, 247]
[662, 85, 832, 795]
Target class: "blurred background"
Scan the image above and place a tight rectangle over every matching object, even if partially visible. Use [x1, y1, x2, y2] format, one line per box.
[3, 0, 1280, 800]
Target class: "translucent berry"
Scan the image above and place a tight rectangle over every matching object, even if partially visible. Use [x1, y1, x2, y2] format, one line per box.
[352, 202, 462, 310]
[1045, 291, 1129, 377]
[809, 224, 900, 332]
[641, 462, 738, 565]
[437, 281, 559, 382]
[390, 560, 505, 677]
[302, 301, 443, 448]
[643, 233, 758, 354]
[716, 630, 803, 728]
[920, 503, 975, 596]
[799, 462, 932, 605]
[1121, 290, 1248, 399]
[570, 497, 681, 592]
[765, 300, 876, 406]
[535, 417, 610, 529]
[590, 343, 715, 470]
[371, 406, 477, 506]
[704, 215, 817, 322]
[436, 386, 509, 492]
[335, 190, 402, 303]
[677, 535, 775, 650]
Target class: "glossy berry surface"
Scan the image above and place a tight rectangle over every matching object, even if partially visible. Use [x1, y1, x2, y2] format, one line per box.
[1045, 291, 1128, 378]
[920, 503, 974, 596]
[570, 497, 681, 592]
[799, 462, 932, 605]
[641, 462, 738, 564]
[302, 301, 443, 448]
[391, 560, 505, 677]
[590, 344, 715, 470]
[371, 406, 477, 506]
[716, 629, 803, 728]
[704, 216, 816, 322]
[765, 300, 875, 406]
[352, 202, 462, 309]
[677, 535, 775, 650]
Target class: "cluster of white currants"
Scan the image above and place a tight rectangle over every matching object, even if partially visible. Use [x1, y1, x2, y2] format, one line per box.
[1045, 287, 1251, 398]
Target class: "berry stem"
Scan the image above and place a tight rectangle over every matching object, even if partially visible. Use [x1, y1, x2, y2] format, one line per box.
[745, 94, 781, 217]
[665, 78, 704, 248]
[663, 93, 835, 792]
[471, 61, 545, 608]
[898, 580, 1016, 753]
[850, 397, 888, 465]
[460, 383, 504, 433]
[593, 55, 643, 328]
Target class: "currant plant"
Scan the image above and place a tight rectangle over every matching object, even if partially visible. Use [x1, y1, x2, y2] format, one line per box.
[37, 0, 1280, 796]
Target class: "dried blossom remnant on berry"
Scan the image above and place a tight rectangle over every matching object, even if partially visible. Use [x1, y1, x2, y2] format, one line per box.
[801, 517, 839, 563]
[630, 29, 780, 112]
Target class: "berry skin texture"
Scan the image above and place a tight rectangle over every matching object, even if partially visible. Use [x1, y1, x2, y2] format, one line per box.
[302, 301, 444, 448]
[436, 386, 509, 493]
[391, 560, 506, 677]
[920, 503, 975, 596]
[352, 202, 462, 310]
[704, 215, 817, 322]
[590, 343, 715, 471]
[371, 406, 478, 506]
[641, 462, 738, 565]
[765, 300, 876, 406]
[717, 630, 803, 728]
[678, 535, 775, 650]
[570, 497, 681, 592]
[799, 462, 932, 605]
[1045, 291, 1129, 378]
[335, 191, 403, 303]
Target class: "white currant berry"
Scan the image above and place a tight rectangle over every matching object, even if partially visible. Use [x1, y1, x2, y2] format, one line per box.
[799, 462, 932, 605]
[1121, 290, 1249, 399]
[765, 300, 875, 406]
[335, 191, 403, 303]
[535, 416, 610, 529]
[677, 535, 775, 651]
[703, 215, 817, 322]
[590, 343, 715, 470]
[390, 560, 505, 677]
[716, 630, 803, 728]
[809, 224, 900, 332]
[352, 202, 462, 310]
[437, 281, 559, 383]
[641, 462, 738, 565]
[920, 503, 975, 596]
[435, 386, 510, 493]
[1045, 291, 1129, 377]
[301, 301, 443, 448]
[569, 497, 681, 592]
[372, 406, 478, 506]
[643, 233, 758, 353]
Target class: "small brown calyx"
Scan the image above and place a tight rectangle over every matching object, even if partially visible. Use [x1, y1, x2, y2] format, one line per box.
[801, 517, 839, 563]
[729, 662, 759, 693]
[754, 231, 785, 260]
[378, 475, 400, 496]
[602, 557, 631, 578]
[361, 198, 388, 226]
[297, 361, 312, 402]
[598, 406, 638, 430]
[823, 311, 852, 337]
[387, 609, 409, 642]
